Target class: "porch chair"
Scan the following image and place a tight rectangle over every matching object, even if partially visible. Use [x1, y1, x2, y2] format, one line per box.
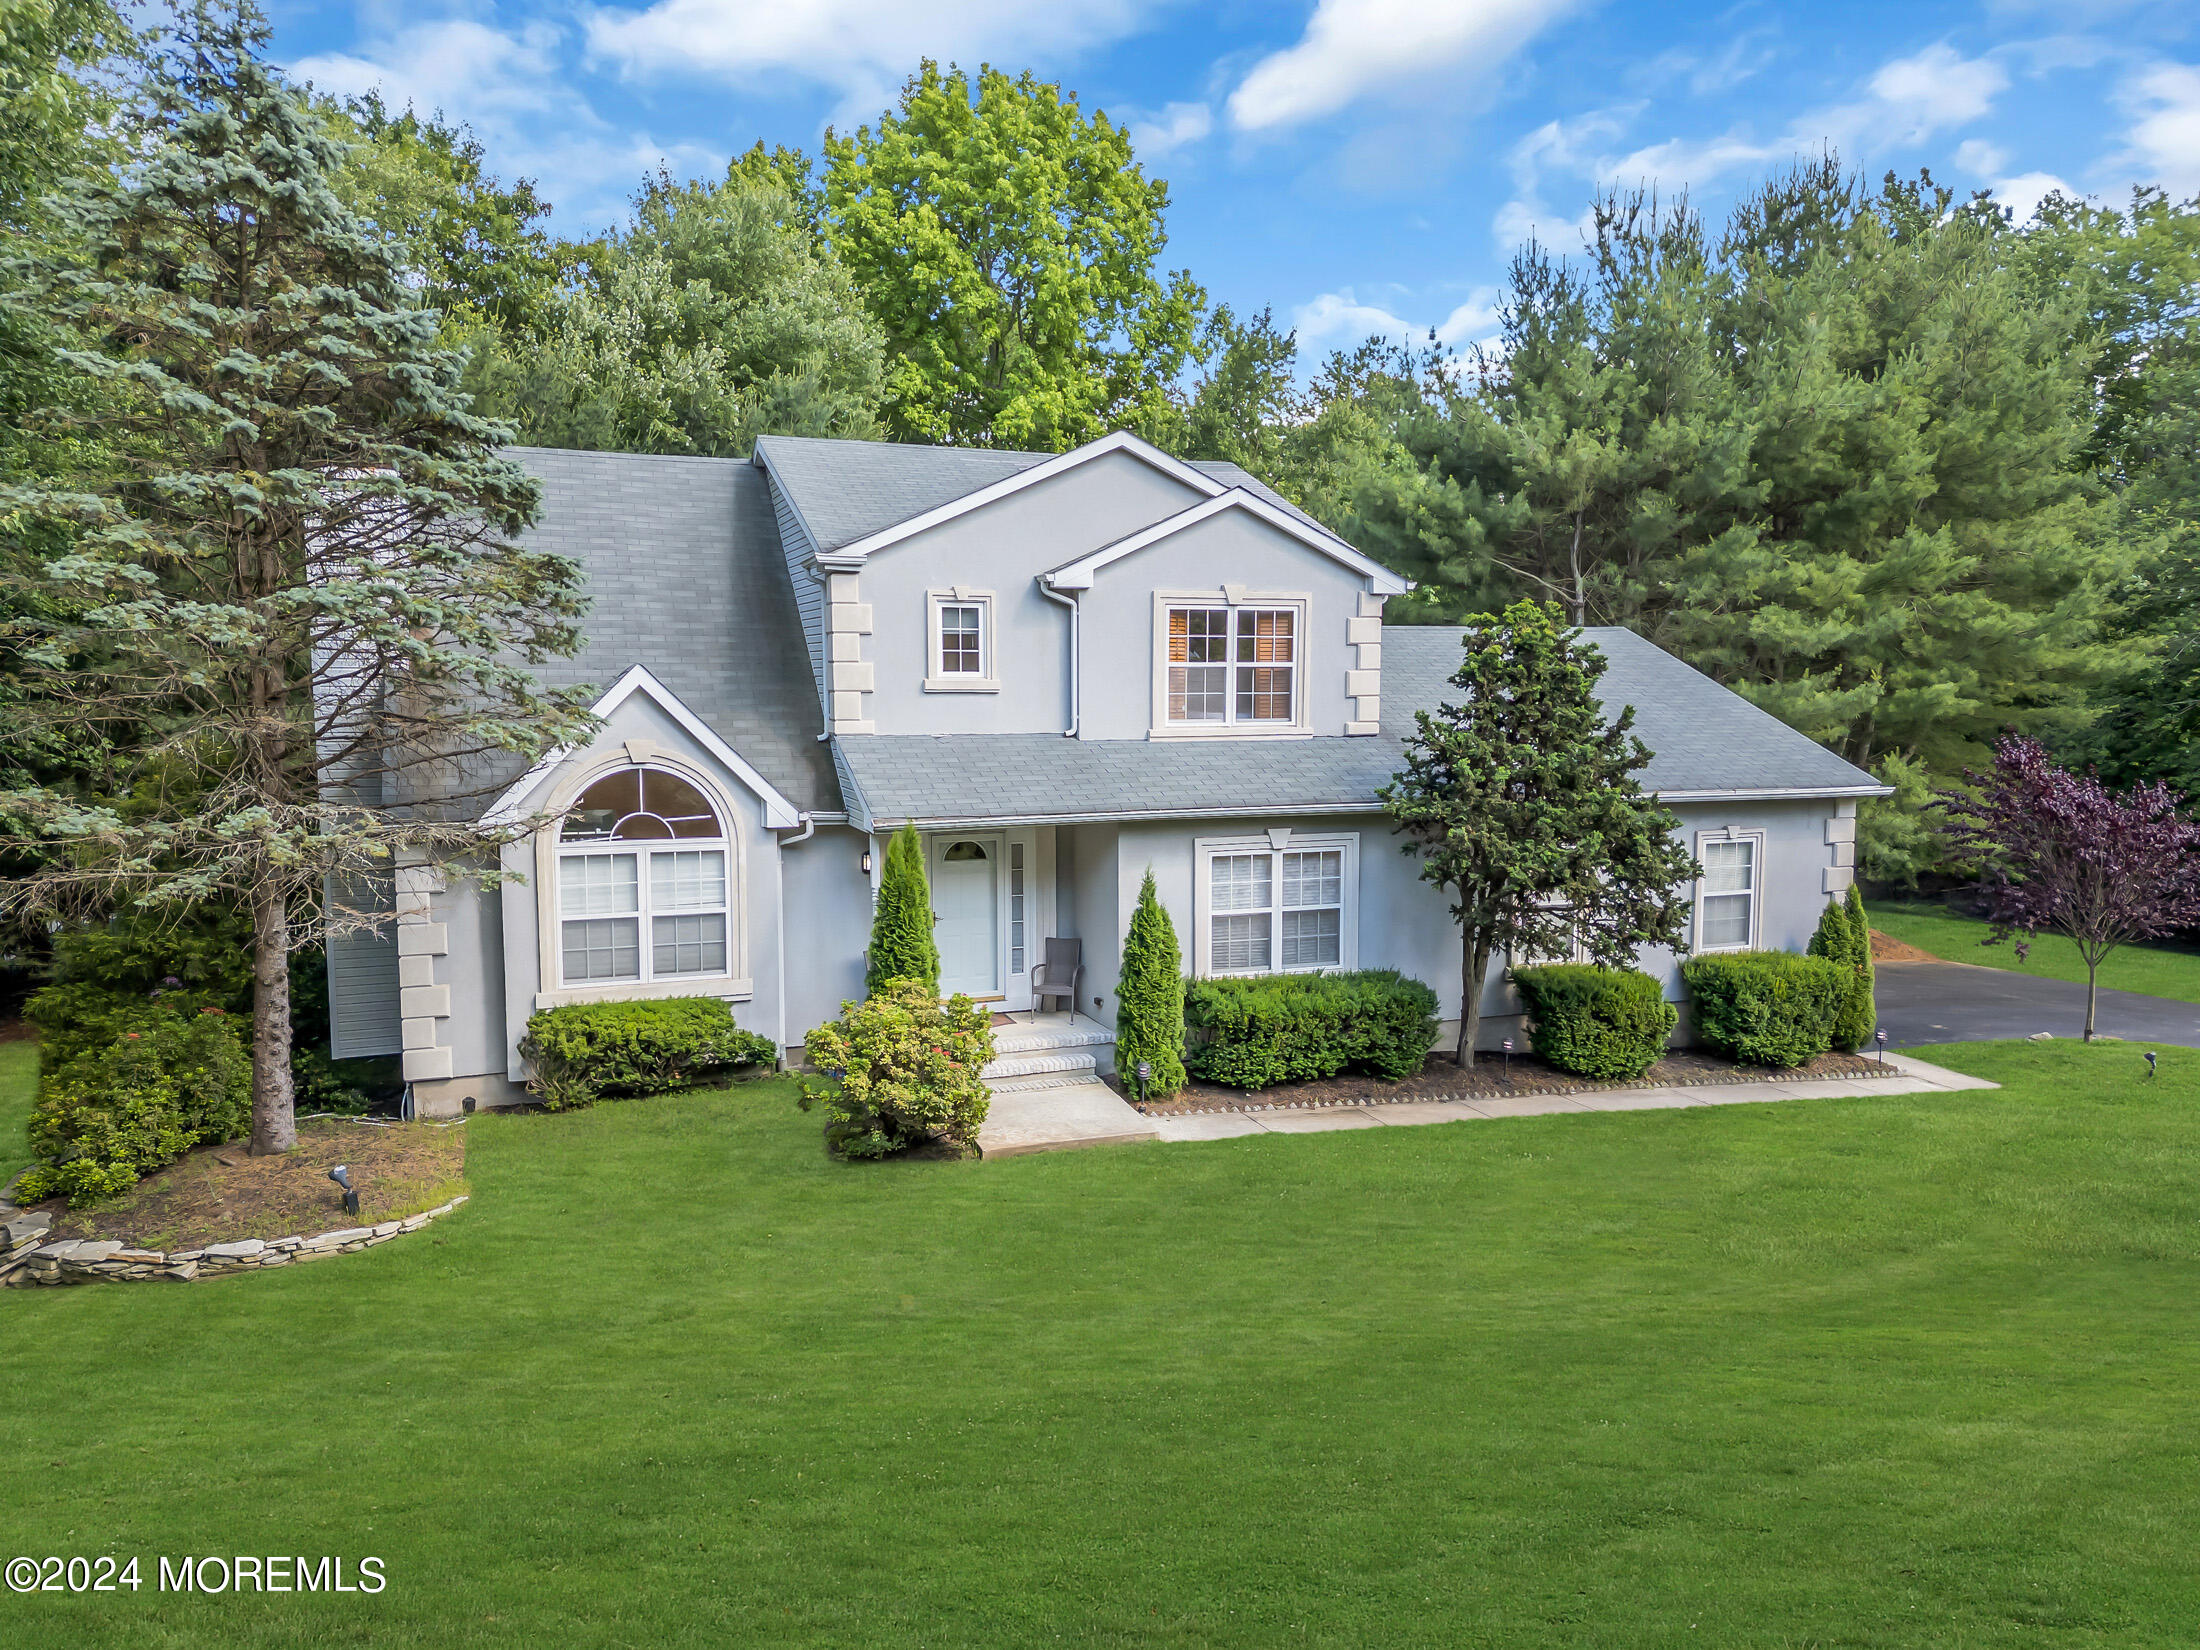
[1030, 937, 1083, 1020]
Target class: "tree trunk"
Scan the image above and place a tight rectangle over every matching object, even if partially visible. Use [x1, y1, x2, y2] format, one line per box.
[1456, 936, 1491, 1066]
[249, 880, 296, 1155]
[2084, 960, 2098, 1044]
[1568, 509, 1587, 626]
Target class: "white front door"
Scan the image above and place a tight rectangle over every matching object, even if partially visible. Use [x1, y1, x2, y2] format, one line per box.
[930, 836, 1001, 1000]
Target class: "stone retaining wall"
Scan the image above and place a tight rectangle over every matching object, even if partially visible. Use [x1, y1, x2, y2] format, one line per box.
[0, 1196, 469, 1287]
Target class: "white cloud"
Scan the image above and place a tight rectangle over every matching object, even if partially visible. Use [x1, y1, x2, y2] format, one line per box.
[1125, 101, 1212, 159]
[1292, 286, 1502, 354]
[1597, 43, 2010, 194]
[2113, 60, 2200, 194]
[585, 0, 1157, 121]
[1990, 170, 2076, 221]
[1955, 137, 2010, 176]
[1225, 0, 1579, 133]
[291, 22, 719, 230]
[1495, 108, 1629, 248]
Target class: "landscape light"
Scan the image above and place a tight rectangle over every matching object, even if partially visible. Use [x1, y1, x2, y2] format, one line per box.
[327, 1164, 360, 1219]
[2146, 1051, 2158, 1079]
[1501, 1037, 1513, 1080]
[1875, 1029, 1888, 1065]
[1135, 1058, 1151, 1104]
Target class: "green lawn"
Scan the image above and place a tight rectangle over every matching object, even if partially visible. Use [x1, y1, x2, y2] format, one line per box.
[6, 1043, 2200, 1647]
[1869, 899, 2200, 1004]
[0, 1040, 37, 1188]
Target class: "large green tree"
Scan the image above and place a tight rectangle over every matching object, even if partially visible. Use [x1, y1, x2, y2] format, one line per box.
[470, 165, 885, 456]
[822, 62, 1205, 450]
[1381, 601, 1698, 1062]
[0, 3, 594, 1154]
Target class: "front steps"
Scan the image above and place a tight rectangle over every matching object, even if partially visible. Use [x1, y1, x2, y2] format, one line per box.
[977, 1013, 1157, 1157]
[982, 1015, 1114, 1093]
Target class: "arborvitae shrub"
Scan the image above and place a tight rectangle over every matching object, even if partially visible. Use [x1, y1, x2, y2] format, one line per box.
[1115, 870, 1186, 1097]
[866, 822, 939, 997]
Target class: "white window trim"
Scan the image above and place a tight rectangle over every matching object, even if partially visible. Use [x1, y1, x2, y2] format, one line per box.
[531, 756, 753, 1009]
[1693, 827, 1765, 953]
[1151, 589, 1312, 739]
[1191, 830, 1359, 978]
[925, 587, 998, 693]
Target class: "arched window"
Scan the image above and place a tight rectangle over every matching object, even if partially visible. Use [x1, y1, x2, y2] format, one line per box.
[556, 767, 731, 985]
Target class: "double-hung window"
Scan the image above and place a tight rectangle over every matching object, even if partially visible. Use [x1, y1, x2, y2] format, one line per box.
[1166, 605, 1297, 726]
[926, 589, 996, 691]
[1196, 834, 1357, 976]
[557, 768, 733, 986]
[1695, 832, 1761, 950]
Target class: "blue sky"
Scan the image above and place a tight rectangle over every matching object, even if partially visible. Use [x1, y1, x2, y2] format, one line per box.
[276, 0, 2200, 359]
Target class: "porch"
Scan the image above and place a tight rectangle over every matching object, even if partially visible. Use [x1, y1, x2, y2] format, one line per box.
[977, 1012, 1159, 1157]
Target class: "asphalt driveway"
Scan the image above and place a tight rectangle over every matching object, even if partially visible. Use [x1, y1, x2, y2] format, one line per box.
[1875, 959, 2200, 1049]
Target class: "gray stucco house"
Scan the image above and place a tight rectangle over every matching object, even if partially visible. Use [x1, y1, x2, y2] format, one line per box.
[328, 430, 1889, 1115]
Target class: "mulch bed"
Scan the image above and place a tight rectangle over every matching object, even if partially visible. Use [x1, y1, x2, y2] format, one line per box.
[42, 1118, 468, 1251]
[1128, 1047, 1904, 1117]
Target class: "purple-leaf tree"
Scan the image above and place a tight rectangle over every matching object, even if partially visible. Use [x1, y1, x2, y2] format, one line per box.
[1938, 736, 2200, 1041]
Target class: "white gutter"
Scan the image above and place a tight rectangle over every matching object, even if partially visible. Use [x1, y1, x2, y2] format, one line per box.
[771, 812, 820, 1054]
[1036, 577, 1081, 738]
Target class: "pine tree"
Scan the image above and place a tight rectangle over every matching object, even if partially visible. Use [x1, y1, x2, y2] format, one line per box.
[1381, 600, 1699, 1062]
[1843, 883, 1877, 1051]
[866, 822, 938, 996]
[0, 2, 594, 1155]
[1115, 869, 1185, 1097]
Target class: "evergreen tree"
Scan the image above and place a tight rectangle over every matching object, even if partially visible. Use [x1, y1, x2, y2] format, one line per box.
[1809, 894, 1872, 1053]
[1381, 601, 1699, 1061]
[1115, 869, 1185, 1097]
[866, 823, 938, 996]
[0, 2, 594, 1154]
[1843, 883, 1877, 1051]
[822, 62, 1205, 450]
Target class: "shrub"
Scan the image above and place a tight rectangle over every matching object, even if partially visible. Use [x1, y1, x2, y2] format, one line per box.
[1808, 894, 1876, 1054]
[866, 822, 939, 997]
[17, 1006, 251, 1207]
[1680, 950, 1847, 1068]
[797, 979, 993, 1159]
[1842, 884, 1877, 1052]
[1509, 963, 1676, 1081]
[519, 998, 778, 1111]
[1115, 870, 1186, 1097]
[1184, 970, 1439, 1090]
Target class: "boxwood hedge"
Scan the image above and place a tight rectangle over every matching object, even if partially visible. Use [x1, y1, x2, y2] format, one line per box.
[1509, 963, 1676, 1081]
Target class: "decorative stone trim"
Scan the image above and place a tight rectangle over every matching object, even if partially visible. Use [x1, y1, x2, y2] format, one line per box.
[0, 1196, 469, 1288]
[1348, 592, 1386, 732]
[1140, 1061, 1905, 1118]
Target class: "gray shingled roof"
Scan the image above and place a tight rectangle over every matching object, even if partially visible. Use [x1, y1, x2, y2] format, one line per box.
[753, 433, 1325, 553]
[505, 447, 841, 814]
[833, 624, 1882, 827]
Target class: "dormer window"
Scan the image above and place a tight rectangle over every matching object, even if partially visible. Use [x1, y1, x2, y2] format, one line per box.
[1165, 604, 1296, 725]
[557, 766, 731, 985]
[925, 588, 998, 692]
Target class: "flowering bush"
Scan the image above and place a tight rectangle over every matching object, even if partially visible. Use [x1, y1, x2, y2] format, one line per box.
[16, 1007, 251, 1206]
[797, 979, 994, 1159]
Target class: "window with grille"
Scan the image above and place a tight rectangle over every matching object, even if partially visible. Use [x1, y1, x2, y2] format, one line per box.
[1198, 837, 1354, 976]
[1696, 835, 1760, 951]
[938, 604, 983, 676]
[1166, 605, 1296, 725]
[926, 591, 995, 688]
[556, 767, 733, 985]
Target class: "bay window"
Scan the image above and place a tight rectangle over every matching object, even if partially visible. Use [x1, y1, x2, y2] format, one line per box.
[557, 767, 732, 986]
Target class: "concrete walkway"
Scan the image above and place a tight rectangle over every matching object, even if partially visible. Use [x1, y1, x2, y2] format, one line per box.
[1148, 1051, 1995, 1144]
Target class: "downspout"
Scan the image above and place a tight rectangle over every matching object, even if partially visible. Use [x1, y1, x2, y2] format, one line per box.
[772, 812, 817, 1057]
[1037, 576, 1081, 738]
